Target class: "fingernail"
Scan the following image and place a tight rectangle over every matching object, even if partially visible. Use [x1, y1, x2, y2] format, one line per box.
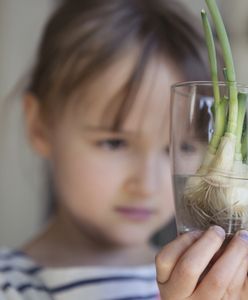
[237, 230, 248, 243]
[210, 225, 225, 238]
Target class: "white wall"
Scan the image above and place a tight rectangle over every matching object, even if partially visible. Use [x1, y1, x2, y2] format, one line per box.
[0, 0, 248, 248]
[222, 0, 248, 82]
[0, 0, 57, 248]
[182, 0, 248, 83]
[0, 0, 57, 98]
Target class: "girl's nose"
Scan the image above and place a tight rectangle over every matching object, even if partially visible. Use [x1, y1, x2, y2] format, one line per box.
[124, 154, 161, 199]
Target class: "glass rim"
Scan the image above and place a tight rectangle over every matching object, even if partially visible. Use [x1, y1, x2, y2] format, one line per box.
[171, 80, 248, 90]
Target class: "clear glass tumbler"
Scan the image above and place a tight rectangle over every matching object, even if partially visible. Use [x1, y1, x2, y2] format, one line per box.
[170, 81, 248, 238]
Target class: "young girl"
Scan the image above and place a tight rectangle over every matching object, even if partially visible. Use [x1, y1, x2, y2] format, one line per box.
[1, 0, 247, 299]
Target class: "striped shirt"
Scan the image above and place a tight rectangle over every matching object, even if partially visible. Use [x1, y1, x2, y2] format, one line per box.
[0, 248, 160, 300]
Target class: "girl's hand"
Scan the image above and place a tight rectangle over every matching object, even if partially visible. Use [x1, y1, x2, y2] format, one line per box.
[156, 226, 248, 300]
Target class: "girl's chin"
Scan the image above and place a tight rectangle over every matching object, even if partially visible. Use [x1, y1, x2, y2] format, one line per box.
[102, 222, 164, 248]
[104, 230, 155, 248]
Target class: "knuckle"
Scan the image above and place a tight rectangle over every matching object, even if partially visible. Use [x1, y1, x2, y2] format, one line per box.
[208, 274, 226, 290]
[223, 286, 243, 300]
[155, 252, 161, 265]
[155, 251, 167, 269]
[155, 252, 171, 283]
[241, 280, 248, 299]
[155, 245, 173, 271]
[176, 256, 198, 278]
[224, 287, 236, 298]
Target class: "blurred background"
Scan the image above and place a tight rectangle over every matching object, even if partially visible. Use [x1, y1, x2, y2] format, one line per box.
[0, 0, 248, 248]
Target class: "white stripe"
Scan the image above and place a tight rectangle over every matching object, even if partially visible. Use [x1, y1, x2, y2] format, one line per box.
[39, 265, 156, 288]
[0, 272, 45, 291]
[0, 249, 37, 270]
[51, 280, 158, 300]
[0, 248, 159, 300]
[0, 287, 53, 300]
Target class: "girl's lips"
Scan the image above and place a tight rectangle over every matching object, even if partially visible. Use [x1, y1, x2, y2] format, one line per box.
[114, 206, 156, 221]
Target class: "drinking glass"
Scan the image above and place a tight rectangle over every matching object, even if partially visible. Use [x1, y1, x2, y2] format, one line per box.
[170, 81, 248, 237]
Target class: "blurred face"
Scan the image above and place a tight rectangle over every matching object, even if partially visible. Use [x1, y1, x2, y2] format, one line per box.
[29, 50, 183, 247]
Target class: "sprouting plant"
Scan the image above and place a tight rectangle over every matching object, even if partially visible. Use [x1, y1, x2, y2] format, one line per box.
[183, 0, 248, 234]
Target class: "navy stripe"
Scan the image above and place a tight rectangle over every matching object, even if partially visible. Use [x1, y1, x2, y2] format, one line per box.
[1, 282, 157, 300]
[0, 266, 42, 275]
[1, 276, 156, 295]
[18, 284, 49, 293]
[0, 250, 28, 259]
[1, 282, 49, 293]
[1, 282, 11, 291]
[105, 294, 158, 300]
[50, 275, 156, 294]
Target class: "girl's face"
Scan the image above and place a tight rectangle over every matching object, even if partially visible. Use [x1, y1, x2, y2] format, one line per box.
[26, 50, 183, 247]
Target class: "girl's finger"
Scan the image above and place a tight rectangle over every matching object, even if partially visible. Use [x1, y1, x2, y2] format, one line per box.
[241, 275, 248, 300]
[163, 226, 225, 299]
[155, 230, 202, 284]
[222, 259, 248, 300]
[194, 230, 248, 300]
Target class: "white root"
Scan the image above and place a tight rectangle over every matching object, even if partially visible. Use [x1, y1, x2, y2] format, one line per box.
[183, 133, 248, 231]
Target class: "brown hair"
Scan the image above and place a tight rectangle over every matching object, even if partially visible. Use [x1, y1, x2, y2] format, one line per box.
[28, 0, 211, 127]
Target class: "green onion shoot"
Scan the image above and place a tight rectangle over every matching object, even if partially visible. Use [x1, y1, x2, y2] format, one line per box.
[183, 0, 248, 233]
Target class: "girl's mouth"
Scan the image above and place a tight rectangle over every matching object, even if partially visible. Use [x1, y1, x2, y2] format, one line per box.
[114, 206, 156, 221]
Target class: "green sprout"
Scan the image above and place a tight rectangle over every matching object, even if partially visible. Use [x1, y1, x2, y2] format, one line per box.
[183, 0, 248, 234]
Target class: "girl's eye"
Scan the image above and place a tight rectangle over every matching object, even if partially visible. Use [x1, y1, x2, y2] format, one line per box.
[96, 138, 128, 150]
[180, 141, 196, 153]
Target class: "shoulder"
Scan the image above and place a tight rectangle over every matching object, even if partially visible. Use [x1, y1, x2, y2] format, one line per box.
[0, 249, 159, 299]
[0, 248, 51, 300]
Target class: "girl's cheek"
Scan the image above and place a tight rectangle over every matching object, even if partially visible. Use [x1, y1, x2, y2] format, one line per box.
[62, 154, 125, 193]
